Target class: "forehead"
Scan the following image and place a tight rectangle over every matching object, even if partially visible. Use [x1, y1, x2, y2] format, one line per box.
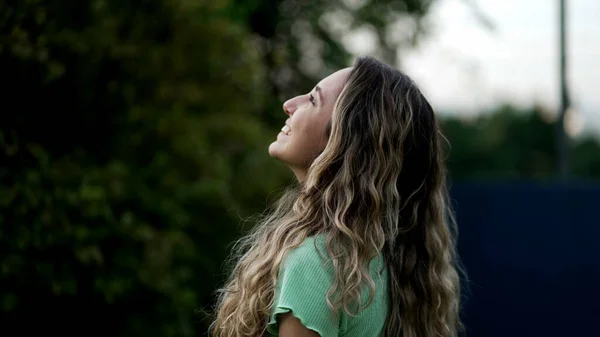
[316, 67, 352, 102]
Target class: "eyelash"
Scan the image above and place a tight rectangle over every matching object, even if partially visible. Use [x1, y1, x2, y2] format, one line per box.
[309, 94, 316, 106]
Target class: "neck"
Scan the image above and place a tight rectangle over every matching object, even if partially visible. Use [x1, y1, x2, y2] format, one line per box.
[290, 166, 307, 183]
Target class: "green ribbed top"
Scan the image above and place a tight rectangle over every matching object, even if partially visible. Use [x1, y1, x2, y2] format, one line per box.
[267, 235, 388, 337]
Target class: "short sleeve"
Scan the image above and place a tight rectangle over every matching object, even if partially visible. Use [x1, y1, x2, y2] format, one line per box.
[266, 237, 340, 337]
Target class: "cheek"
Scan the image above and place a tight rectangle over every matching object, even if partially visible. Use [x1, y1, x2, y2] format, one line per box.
[292, 120, 328, 153]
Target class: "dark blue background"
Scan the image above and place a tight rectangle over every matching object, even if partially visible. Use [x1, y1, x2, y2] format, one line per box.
[452, 182, 600, 336]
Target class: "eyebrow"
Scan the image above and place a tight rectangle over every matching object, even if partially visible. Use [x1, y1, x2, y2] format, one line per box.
[315, 85, 323, 105]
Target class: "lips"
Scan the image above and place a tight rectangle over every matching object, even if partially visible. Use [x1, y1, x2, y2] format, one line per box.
[281, 124, 291, 135]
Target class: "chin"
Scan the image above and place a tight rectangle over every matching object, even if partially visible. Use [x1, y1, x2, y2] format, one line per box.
[270, 143, 296, 167]
[268, 142, 281, 159]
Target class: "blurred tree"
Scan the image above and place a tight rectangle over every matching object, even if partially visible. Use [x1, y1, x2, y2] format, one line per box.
[572, 137, 600, 178]
[230, 0, 437, 125]
[0, 0, 291, 336]
[440, 104, 600, 180]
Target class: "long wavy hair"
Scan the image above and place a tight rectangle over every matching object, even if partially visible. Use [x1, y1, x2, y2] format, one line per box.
[212, 56, 462, 337]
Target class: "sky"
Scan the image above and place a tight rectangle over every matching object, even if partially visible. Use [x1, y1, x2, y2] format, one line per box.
[350, 0, 600, 137]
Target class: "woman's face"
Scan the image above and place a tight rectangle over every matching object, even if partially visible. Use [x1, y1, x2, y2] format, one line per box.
[269, 68, 351, 181]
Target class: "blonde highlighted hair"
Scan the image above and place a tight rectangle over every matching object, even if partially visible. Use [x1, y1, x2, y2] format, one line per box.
[212, 56, 463, 337]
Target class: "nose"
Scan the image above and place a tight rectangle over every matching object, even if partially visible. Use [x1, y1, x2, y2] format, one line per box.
[282, 99, 294, 116]
[282, 95, 300, 116]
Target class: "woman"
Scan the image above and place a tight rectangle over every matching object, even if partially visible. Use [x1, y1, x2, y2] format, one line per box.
[212, 56, 462, 337]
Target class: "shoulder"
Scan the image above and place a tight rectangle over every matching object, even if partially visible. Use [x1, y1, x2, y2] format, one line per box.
[285, 235, 327, 261]
[268, 235, 340, 336]
[281, 235, 332, 276]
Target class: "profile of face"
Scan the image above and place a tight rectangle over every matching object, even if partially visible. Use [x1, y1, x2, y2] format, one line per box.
[268, 68, 352, 181]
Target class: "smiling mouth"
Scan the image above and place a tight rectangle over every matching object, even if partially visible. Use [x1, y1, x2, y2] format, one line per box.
[281, 125, 291, 135]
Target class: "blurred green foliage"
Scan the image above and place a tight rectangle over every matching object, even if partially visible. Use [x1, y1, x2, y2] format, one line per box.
[1, 0, 288, 335]
[0, 0, 599, 336]
[441, 104, 600, 180]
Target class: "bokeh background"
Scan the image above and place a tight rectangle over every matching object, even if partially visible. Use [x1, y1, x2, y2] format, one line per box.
[1, 0, 598, 336]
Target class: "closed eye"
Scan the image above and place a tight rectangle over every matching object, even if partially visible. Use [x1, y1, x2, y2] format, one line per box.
[309, 94, 316, 106]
